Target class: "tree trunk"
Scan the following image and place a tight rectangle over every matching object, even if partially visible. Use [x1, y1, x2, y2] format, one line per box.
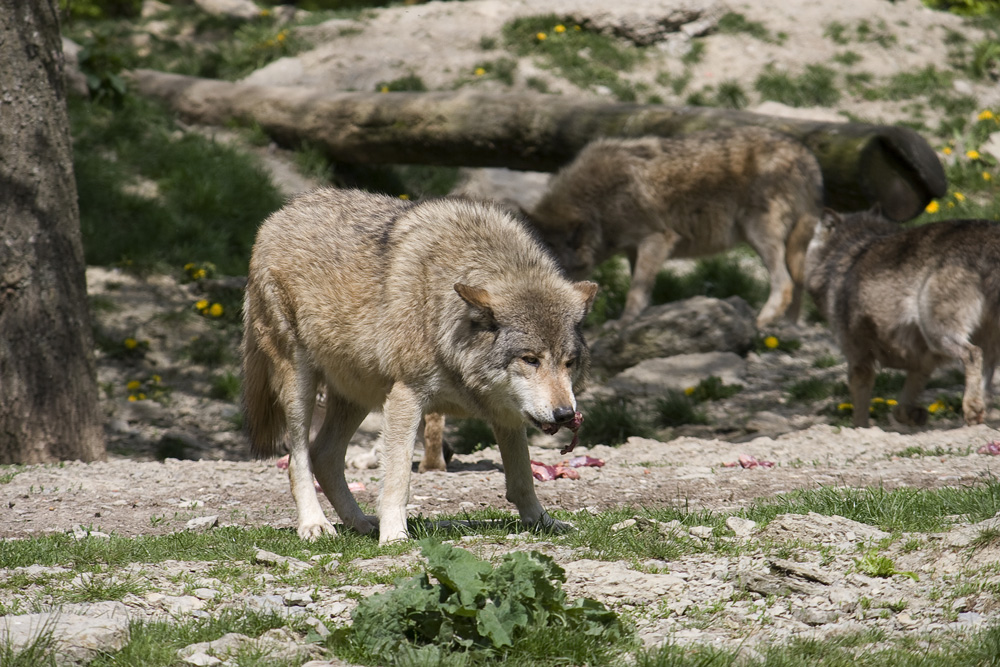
[130, 69, 946, 222]
[0, 0, 105, 463]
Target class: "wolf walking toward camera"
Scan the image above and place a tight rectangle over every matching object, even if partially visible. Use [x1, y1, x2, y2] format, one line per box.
[805, 209, 1000, 428]
[529, 127, 823, 327]
[242, 188, 597, 544]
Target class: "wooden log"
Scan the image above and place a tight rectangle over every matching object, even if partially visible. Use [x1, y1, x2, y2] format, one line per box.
[130, 69, 946, 221]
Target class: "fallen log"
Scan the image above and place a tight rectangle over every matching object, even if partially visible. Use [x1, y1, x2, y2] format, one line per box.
[130, 69, 946, 221]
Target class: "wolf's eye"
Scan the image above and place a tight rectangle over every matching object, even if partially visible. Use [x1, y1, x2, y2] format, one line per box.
[565, 358, 576, 368]
[521, 355, 540, 367]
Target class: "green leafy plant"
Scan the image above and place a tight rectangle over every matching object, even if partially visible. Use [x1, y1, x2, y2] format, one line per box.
[854, 552, 919, 581]
[578, 397, 653, 446]
[686, 376, 742, 403]
[335, 539, 624, 663]
[450, 418, 495, 455]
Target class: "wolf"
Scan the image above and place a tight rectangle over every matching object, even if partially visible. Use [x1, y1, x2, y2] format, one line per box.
[805, 209, 1000, 428]
[242, 188, 597, 544]
[528, 127, 823, 327]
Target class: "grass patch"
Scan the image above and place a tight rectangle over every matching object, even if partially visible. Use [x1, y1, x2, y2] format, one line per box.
[813, 354, 841, 369]
[71, 95, 283, 276]
[716, 12, 777, 42]
[584, 257, 631, 326]
[754, 63, 840, 107]
[654, 391, 709, 427]
[577, 398, 653, 447]
[787, 377, 837, 402]
[209, 371, 241, 401]
[686, 376, 742, 402]
[502, 14, 645, 100]
[652, 254, 769, 309]
[450, 418, 496, 455]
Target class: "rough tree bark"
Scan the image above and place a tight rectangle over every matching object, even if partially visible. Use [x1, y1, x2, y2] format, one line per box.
[0, 0, 105, 463]
[130, 69, 946, 222]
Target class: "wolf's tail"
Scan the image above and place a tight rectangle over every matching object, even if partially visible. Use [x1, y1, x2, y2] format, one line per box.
[241, 312, 286, 459]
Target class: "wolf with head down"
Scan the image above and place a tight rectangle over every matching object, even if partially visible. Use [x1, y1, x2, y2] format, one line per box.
[241, 188, 597, 544]
[529, 126, 823, 327]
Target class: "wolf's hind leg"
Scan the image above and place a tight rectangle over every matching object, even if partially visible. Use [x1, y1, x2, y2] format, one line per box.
[311, 392, 377, 535]
[943, 337, 986, 425]
[492, 422, 571, 533]
[418, 412, 448, 473]
[620, 230, 678, 324]
[746, 215, 794, 328]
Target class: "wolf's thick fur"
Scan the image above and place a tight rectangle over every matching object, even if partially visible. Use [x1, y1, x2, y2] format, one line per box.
[805, 210, 1000, 427]
[529, 127, 823, 326]
[242, 188, 597, 544]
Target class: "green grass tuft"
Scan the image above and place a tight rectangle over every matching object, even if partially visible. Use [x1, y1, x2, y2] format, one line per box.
[578, 398, 653, 446]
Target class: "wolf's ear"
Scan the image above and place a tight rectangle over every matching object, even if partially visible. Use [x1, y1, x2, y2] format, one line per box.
[821, 208, 841, 230]
[573, 281, 599, 314]
[454, 283, 495, 325]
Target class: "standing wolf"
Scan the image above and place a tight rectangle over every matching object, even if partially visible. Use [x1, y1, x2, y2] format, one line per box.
[529, 127, 823, 326]
[242, 188, 597, 544]
[805, 210, 1000, 428]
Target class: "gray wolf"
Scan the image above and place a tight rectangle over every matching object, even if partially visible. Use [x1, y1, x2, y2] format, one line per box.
[805, 209, 1000, 427]
[242, 188, 597, 544]
[528, 127, 823, 327]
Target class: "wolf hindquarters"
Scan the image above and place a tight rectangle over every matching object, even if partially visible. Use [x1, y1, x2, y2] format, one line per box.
[805, 211, 1000, 428]
[243, 188, 596, 543]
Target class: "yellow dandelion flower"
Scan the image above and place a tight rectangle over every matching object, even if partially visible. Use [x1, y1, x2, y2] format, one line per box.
[967, 149, 981, 160]
[536, 32, 547, 41]
[984, 171, 992, 182]
[209, 303, 224, 317]
[925, 200, 940, 214]
[151, 375, 161, 384]
[195, 299, 209, 311]
[837, 402, 853, 411]
[380, 85, 389, 93]
[277, 31, 287, 42]
[872, 397, 885, 404]
[126, 380, 141, 391]
[184, 262, 195, 271]
[763, 336, 779, 349]
[138, 393, 147, 401]
[942, 146, 952, 155]
[684, 386, 696, 396]
[928, 401, 944, 414]
[978, 110, 994, 121]
[193, 269, 207, 280]
[554, 24, 566, 33]
[124, 338, 138, 350]
[128, 395, 137, 402]
[399, 193, 410, 200]
[474, 67, 486, 76]
[887, 399, 898, 406]
[955, 191, 966, 202]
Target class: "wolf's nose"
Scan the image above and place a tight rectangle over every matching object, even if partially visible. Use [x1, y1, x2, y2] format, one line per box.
[552, 406, 576, 424]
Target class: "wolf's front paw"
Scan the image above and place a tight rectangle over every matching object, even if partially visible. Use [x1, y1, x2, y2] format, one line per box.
[964, 398, 986, 426]
[297, 519, 337, 541]
[527, 512, 574, 534]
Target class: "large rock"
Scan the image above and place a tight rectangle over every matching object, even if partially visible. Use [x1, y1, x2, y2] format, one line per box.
[0, 602, 130, 666]
[589, 296, 757, 373]
[603, 352, 746, 397]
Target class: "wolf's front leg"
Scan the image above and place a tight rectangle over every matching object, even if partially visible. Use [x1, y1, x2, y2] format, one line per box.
[378, 383, 423, 544]
[492, 422, 571, 533]
[847, 359, 875, 428]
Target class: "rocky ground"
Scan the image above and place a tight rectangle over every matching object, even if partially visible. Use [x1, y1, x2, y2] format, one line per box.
[4, 0, 1000, 663]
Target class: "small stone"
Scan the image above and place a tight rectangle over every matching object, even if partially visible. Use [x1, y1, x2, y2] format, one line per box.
[611, 518, 637, 532]
[305, 616, 331, 638]
[182, 651, 222, 666]
[689, 525, 714, 539]
[284, 591, 313, 607]
[726, 516, 757, 538]
[192, 588, 218, 601]
[186, 515, 219, 532]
